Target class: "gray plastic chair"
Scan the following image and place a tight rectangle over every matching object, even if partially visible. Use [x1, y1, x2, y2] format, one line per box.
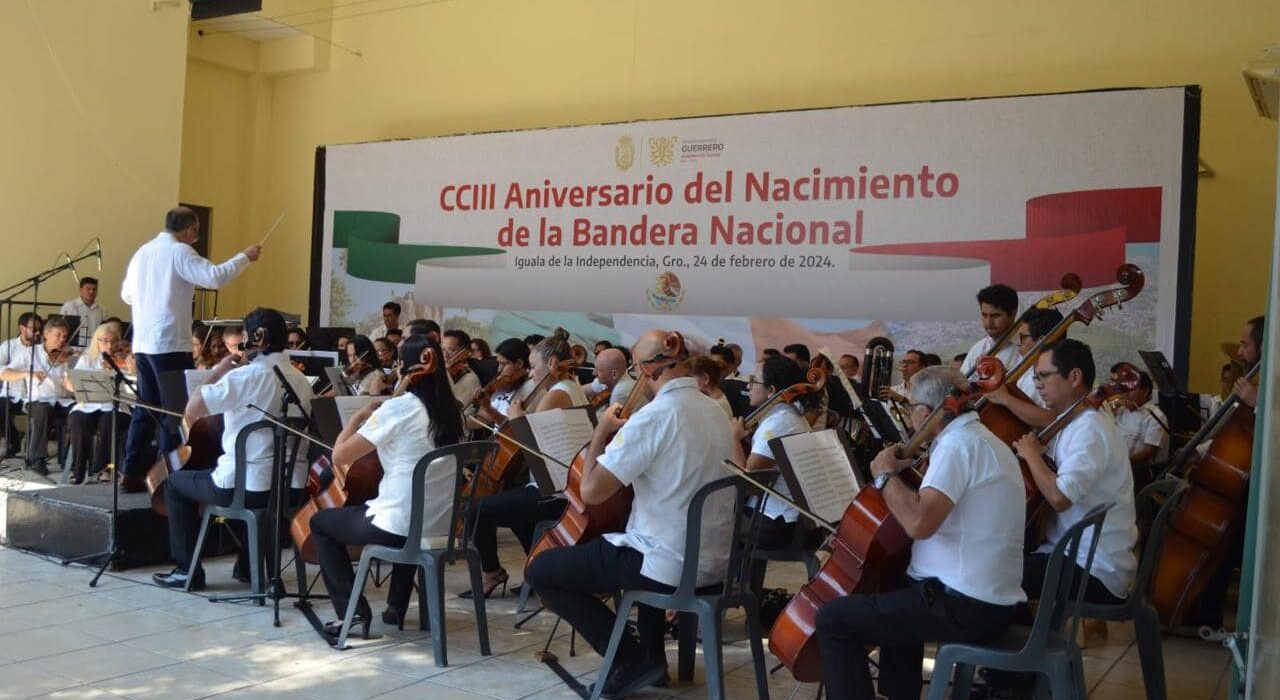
[1071, 478, 1189, 700]
[927, 503, 1113, 700]
[589, 475, 772, 700]
[335, 440, 501, 666]
[186, 420, 279, 602]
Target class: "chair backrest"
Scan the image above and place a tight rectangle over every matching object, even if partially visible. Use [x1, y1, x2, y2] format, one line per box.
[1025, 503, 1112, 651]
[401, 440, 501, 561]
[229, 419, 281, 510]
[672, 475, 765, 599]
[1133, 477, 1190, 599]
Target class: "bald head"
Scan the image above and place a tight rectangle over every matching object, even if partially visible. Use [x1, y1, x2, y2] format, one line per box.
[594, 348, 627, 387]
[630, 330, 688, 384]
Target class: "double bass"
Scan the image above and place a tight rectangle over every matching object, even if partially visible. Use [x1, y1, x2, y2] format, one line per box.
[965, 272, 1084, 379]
[289, 352, 437, 563]
[765, 357, 1007, 682]
[975, 264, 1146, 514]
[1150, 364, 1259, 626]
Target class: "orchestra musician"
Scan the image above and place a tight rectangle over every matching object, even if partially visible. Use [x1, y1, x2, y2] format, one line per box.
[0, 313, 43, 458]
[335, 335, 386, 396]
[120, 206, 261, 493]
[959, 283, 1021, 377]
[0, 316, 77, 474]
[464, 330, 585, 599]
[1182, 315, 1263, 631]
[469, 337, 499, 385]
[689, 355, 734, 419]
[152, 308, 313, 590]
[1108, 363, 1169, 482]
[586, 347, 641, 417]
[64, 321, 130, 484]
[308, 333, 464, 637]
[286, 326, 309, 351]
[525, 330, 735, 698]
[816, 366, 1027, 700]
[60, 276, 106, 347]
[370, 301, 401, 341]
[882, 349, 925, 403]
[442, 330, 481, 407]
[1012, 339, 1138, 605]
[981, 307, 1063, 427]
[709, 343, 750, 417]
[729, 356, 813, 596]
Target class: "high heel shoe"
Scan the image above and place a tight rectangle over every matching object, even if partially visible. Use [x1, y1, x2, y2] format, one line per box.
[458, 568, 509, 599]
[381, 605, 406, 629]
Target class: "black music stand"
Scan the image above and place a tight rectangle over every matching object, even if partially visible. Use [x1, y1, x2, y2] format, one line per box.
[1138, 350, 1202, 438]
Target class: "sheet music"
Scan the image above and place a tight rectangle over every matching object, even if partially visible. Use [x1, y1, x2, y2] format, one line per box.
[777, 429, 861, 523]
[184, 369, 216, 398]
[525, 408, 595, 491]
[68, 369, 116, 403]
[335, 396, 377, 427]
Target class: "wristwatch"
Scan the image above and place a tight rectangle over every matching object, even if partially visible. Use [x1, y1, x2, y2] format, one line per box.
[872, 471, 895, 491]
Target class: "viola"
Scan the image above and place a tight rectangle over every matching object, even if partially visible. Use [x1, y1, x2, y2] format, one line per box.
[587, 386, 613, 411]
[524, 333, 682, 570]
[740, 358, 829, 433]
[1150, 364, 1259, 625]
[767, 359, 1004, 681]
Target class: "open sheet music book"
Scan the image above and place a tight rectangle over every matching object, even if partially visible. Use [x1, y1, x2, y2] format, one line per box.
[68, 369, 117, 404]
[518, 407, 596, 493]
[769, 428, 863, 525]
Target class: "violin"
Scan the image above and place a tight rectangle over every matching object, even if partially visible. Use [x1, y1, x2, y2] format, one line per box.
[524, 333, 682, 571]
[1150, 363, 1259, 625]
[446, 347, 471, 382]
[766, 358, 1006, 682]
[588, 386, 613, 411]
[740, 358, 829, 434]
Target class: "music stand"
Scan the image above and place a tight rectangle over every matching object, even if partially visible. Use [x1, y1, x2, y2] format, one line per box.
[323, 367, 352, 396]
[1138, 350, 1202, 437]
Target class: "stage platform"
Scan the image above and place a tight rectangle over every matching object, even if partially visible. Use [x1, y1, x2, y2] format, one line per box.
[0, 466, 170, 568]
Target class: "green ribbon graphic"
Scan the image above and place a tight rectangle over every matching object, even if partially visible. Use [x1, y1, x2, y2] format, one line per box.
[333, 210, 506, 283]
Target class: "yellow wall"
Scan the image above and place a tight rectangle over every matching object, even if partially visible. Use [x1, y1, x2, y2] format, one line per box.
[0, 1, 188, 324]
[181, 0, 1280, 390]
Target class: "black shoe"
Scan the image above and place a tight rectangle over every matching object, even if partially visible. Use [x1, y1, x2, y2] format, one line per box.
[152, 567, 205, 591]
[119, 473, 147, 493]
[594, 658, 669, 699]
[232, 557, 251, 583]
[26, 460, 48, 476]
[381, 605, 406, 627]
[321, 617, 372, 646]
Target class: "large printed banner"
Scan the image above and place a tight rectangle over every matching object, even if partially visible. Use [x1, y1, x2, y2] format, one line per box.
[315, 87, 1195, 372]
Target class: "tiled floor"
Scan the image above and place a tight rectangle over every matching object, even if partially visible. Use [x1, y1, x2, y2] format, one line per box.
[0, 506, 1235, 699]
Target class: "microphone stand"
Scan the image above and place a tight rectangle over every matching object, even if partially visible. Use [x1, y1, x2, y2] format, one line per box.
[62, 356, 178, 585]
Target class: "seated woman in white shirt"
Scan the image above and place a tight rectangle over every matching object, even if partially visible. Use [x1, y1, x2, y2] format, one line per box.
[730, 356, 815, 595]
[689, 355, 734, 419]
[309, 333, 464, 640]
[464, 330, 587, 600]
[64, 321, 131, 484]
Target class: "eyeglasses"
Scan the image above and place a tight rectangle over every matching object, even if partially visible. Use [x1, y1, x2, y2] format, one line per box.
[1033, 370, 1064, 382]
[746, 378, 766, 387]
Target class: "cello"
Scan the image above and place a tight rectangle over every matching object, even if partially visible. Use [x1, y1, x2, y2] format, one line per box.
[1150, 364, 1259, 626]
[763, 357, 1007, 682]
[289, 351, 437, 563]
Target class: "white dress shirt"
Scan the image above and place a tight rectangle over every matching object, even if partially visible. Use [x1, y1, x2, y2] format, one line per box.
[4, 343, 72, 405]
[1037, 408, 1138, 598]
[198, 353, 315, 491]
[960, 335, 1022, 378]
[121, 232, 249, 355]
[749, 403, 811, 522]
[599, 377, 735, 587]
[59, 298, 106, 347]
[908, 413, 1028, 606]
[1114, 400, 1169, 463]
[360, 394, 451, 543]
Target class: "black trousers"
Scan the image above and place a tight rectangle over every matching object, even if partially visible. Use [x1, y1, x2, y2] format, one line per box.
[164, 467, 268, 572]
[472, 486, 567, 572]
[309, 506, 415, 619]
[125, 351, 193, 478]
[3, 399, 22, 455]
[68, 410, 127, 481]
[525, 538, 675, 665]
[1022, 552, 1125, 608]
[816, 578, 1016, 700]
[25, 401, 68, 466]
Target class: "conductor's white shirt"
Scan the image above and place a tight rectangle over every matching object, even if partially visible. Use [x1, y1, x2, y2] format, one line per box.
[121, 232, 249, 355]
